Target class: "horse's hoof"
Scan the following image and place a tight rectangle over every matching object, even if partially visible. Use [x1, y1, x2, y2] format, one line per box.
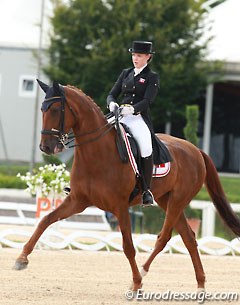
[13, 260, 28, 271]
[129, 281, 143, 291]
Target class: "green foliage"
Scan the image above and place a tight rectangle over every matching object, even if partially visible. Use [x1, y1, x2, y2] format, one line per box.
[0, 163, 29, 176]
[183, 104, 199, 146]
[195, 176, 240, 203]
[42, 153, 62, 165]
[44, 0, 219, 129]
[0, 174, 26, 189]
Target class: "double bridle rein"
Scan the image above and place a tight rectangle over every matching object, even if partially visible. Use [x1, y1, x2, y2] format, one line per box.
[41, 90, 115, 148]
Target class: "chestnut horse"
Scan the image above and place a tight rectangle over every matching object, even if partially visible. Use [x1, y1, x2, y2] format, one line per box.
[15, 81, 240, 292]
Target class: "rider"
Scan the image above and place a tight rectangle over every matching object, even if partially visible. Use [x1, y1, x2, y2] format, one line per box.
[107, 41, 160, 207]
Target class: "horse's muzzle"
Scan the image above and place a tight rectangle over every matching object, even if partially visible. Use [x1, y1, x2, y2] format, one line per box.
[39, 142, 64, 155]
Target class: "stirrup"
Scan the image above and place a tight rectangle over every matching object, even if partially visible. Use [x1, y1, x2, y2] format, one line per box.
[64, 186, 71, 195]
[141, 190, 154, 207]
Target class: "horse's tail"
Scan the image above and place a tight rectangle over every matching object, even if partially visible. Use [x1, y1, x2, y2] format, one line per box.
[200, 150, 240, 236]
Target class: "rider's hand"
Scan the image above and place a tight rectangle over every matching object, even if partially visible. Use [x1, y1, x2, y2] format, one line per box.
[120, 105, 134, 116]
[109, 102, 119, 112]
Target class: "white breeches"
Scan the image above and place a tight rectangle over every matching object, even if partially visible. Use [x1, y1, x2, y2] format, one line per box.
[120, 114, 152, 157]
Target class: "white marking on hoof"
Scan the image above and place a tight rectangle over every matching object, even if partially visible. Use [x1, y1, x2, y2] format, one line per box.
[129, 282, 133, 290]
[140, 267, 148, 277]
[197, 288, 205, 293]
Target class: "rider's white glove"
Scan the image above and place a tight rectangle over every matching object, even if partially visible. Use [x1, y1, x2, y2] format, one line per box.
[109, 102, 119, 112]
[120, 105, 134, 116]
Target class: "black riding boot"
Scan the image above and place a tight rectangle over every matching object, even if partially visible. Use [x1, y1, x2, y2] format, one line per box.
[141, 154, 154, 207]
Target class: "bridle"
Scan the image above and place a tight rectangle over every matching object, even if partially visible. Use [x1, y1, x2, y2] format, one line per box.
[41, 93, 69, 148]
[41, 89, 116, 148]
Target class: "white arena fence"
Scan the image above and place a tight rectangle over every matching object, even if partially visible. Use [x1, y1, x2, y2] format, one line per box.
[1, 199, 240, 255]
[0, 201, 111, 231]
[0, 228, 240, 255]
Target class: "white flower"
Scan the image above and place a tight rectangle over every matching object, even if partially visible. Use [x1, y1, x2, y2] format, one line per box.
[17, 163, 70, 197]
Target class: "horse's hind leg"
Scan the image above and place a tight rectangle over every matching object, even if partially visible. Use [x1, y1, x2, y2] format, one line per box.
[174, 213, 205, 289]
[14, 196, 86, 270]
[142, 199, 183, 274]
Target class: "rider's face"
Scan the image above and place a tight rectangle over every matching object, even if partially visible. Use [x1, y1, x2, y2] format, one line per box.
[132, 53, 151, 69]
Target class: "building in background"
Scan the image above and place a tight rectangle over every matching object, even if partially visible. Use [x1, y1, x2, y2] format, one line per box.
[0, 0, 51, 163]
[0, 44, 46, 162]
[201, 0, 240, 173]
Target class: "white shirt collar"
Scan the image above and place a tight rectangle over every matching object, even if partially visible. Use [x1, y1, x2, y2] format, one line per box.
[134, 64, 147, 76]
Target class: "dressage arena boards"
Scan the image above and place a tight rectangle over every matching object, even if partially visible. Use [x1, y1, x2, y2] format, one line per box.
[0, 249, 240, 305]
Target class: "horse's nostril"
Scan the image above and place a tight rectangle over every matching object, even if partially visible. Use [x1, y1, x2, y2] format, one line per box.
[39, 144, 51, 154]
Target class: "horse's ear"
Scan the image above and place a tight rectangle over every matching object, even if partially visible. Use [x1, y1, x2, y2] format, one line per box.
[37, 79, 49, 93]
[53, 81, 62, 95]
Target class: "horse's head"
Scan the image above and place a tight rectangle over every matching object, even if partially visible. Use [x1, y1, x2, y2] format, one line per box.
[38, 80, 74, 155]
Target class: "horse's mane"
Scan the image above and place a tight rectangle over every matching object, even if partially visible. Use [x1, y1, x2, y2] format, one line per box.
[65, 85, 105, 120]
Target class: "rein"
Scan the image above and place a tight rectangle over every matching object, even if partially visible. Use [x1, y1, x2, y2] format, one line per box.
[65, 121, 115, 148]
[41, 89, 116, 148]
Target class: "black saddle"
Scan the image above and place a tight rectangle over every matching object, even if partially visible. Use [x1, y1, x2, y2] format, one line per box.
[115, 122, 141, 167]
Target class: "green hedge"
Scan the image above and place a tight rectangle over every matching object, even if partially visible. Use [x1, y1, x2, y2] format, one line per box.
[0, 174, 27, 189]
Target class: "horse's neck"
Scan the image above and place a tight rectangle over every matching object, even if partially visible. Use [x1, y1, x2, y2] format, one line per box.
[72, 125, 117, 173]
[70, 92, 117, 164]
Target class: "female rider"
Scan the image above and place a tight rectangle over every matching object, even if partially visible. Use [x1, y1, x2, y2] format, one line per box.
[107, 41, 164, 207]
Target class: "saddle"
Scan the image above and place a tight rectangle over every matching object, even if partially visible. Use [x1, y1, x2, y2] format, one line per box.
[106, 112, 171, 202]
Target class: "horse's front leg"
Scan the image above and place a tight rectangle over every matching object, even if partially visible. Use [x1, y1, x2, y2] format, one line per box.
[14, 195, 86, 270]
[116, 207, 142, 292]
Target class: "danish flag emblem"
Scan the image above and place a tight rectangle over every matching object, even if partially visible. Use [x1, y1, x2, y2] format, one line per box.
[139, 78, 145, 83]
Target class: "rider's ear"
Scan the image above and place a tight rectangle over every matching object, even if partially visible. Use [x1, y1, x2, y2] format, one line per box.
[53, 81, 62, 95]
[36, 79, 49, 93]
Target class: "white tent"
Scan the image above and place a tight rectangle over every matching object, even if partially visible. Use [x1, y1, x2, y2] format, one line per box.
[0, 0, 52, 47]
[206, 0, 240, 62]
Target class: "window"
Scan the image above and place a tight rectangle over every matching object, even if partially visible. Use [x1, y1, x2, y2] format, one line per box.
[19, 75, 36, 97]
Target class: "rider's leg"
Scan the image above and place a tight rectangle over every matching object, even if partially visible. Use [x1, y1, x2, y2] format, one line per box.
[121, 114, 154, 207]
[141, 154, 154, 206]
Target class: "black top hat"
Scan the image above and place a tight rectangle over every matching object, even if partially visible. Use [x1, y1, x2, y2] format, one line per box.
[129, 41, 155, 54]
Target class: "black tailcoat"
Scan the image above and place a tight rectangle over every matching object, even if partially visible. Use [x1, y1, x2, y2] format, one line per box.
[107, 66, 172, 164]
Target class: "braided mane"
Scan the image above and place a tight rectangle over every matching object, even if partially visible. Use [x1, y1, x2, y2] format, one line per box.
[66, 85, 105, 120]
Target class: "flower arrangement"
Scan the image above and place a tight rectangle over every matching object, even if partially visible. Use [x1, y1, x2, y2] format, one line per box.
[17, 163, 70, 198]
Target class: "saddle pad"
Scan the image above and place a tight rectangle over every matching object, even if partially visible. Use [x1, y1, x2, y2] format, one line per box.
[120, 125, 171, 178]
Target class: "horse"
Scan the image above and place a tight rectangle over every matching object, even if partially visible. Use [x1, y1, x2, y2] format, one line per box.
[14, 80, 240, 292]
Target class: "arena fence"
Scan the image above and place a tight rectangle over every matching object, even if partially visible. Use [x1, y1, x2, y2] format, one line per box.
[0, 228, 240, 255]
[0, 201, 111, 231]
